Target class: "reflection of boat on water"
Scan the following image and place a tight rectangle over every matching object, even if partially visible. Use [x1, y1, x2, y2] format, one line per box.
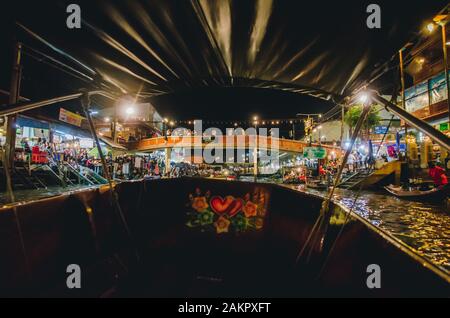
[283, 178, 305, 185]
[306, 179, 328, 190]
[0, 178, 448, 297]
[384, 184, 449, 203]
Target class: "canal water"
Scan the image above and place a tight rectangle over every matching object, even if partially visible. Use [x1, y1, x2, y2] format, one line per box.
[285, 184, 450, 274]
[1, 179, 448, 275]
[0, 185, 99, 207]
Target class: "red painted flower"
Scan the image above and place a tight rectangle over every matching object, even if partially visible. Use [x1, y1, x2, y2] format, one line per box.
[242, 201, 258, 218]
[192, 196, 208, 212]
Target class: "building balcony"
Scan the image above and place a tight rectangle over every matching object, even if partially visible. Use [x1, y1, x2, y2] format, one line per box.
[410, 99, 448, 121]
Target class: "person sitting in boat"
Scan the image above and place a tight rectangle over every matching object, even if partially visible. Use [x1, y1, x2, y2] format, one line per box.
[299, 172, 306, 183]
[318, 165, 326, 177]
[428, 162, 448, 188]
[438, 170, 448, 188]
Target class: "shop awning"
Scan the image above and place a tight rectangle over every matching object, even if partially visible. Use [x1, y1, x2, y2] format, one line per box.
[88, 146, 107, 158]
[17, 115, 49, 130]
[51, 122, 92, 139]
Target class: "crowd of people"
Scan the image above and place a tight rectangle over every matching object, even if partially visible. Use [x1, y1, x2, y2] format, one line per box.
[281, 150, 380, 186]
[344, 150, 376, 173]
[12, 136, 450, 192]
[110, 155, 164, 180]
[16, 138, 167, 181]
[282, 161, 338, 186]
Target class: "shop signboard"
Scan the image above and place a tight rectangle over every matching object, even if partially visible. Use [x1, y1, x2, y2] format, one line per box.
[439, 122, 449, 132]
[303, 147, 327, 159]
[33, 128, 47, 138]
[374, 126, 388, 134]
[79, 138, 94, 148]
[59, 108, 85, 127]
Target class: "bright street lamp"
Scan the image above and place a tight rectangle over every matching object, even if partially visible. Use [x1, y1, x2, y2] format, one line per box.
[358, 93, 369, 104]
[125, 106, 135, 115]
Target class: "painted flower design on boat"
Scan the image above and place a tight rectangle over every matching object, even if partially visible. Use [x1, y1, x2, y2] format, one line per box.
[192, 196, 209, 212]
[186, 188, 269, 234]
[254, 217, 264, 230]
[232, 213, 250, 232]
[214, 216, 231, 233]
[242, 201, 258, 218]
[199, 209, 215, 225]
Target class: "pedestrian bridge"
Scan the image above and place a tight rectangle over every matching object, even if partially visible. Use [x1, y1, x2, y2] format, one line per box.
[128, 135, 341, 155]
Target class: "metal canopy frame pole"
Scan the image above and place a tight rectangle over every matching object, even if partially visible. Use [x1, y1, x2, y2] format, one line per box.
[0, 90, 116, 117]
[3, 41, 22, 203]
[6, 42, 23, 168]
[297, 103, 372, 263]
[80, 93, 139, 261]
[372, 93, 450, 152]
[80, 94, 113, 182]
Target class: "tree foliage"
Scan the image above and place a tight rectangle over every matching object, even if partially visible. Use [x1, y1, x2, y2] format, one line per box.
[344, 105, 381, 130]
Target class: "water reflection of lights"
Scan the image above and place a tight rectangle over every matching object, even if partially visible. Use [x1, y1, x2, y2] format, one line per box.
[287, 185, 450, 272]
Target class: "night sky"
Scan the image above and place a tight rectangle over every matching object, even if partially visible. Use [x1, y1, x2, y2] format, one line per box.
[0, 0, 448, 122]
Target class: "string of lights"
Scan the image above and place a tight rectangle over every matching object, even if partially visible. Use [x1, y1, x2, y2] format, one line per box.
[164, 117, 320, 126]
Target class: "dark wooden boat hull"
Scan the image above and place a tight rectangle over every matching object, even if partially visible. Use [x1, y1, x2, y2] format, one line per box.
[0, 178, 448, 297]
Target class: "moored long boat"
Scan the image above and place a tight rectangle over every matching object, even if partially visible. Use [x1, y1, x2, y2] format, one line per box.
[384, 184, 449, 202]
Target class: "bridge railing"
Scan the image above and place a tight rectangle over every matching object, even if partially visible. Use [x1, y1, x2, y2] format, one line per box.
[128, 135, 341, 154]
